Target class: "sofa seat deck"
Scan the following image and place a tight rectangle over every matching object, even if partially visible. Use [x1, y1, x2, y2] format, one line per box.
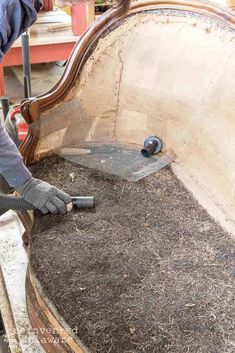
[29, 156, 235, 353]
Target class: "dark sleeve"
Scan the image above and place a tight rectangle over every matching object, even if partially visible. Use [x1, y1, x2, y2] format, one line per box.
[0, 0, 37, 61]
[0, 124, 32, 187]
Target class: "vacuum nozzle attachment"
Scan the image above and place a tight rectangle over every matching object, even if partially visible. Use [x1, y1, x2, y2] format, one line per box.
[0, 193, 96, 211]
[71, 196, 95, 209]
[141, 136, 162, 157]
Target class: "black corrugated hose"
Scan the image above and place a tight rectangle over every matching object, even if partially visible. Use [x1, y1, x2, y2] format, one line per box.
[0, 193, 35, 210]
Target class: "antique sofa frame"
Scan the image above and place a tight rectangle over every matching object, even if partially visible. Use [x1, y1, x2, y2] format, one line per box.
[19, 1, 235, 352]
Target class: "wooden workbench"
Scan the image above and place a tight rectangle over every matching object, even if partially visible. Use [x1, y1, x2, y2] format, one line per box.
[0, 10, 80, 96]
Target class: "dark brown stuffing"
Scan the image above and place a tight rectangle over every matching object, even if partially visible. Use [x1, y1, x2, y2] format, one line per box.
[30, 156, 235, 353]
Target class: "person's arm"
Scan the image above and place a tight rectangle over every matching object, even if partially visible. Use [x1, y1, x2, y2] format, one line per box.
[0, 125, 72, 214]
[0, 0, 75, 214]
[0, 124, 31, 187]
[0, 0, 38, 60]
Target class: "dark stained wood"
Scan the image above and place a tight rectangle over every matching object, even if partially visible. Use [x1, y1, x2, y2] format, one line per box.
[26, 268, 88, 353]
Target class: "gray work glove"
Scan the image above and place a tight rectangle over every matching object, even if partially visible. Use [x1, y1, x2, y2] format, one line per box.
[16, 178, 72, 215]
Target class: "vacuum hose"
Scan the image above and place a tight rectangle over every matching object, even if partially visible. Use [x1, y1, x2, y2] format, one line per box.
[0, 193, 95, 211]
[0, 193, 34, 210]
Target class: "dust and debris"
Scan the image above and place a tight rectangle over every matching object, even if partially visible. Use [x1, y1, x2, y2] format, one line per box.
[30, 156, 235, 353]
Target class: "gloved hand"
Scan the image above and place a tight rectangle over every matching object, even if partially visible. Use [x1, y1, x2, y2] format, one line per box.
[16, 178, 72, 215]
